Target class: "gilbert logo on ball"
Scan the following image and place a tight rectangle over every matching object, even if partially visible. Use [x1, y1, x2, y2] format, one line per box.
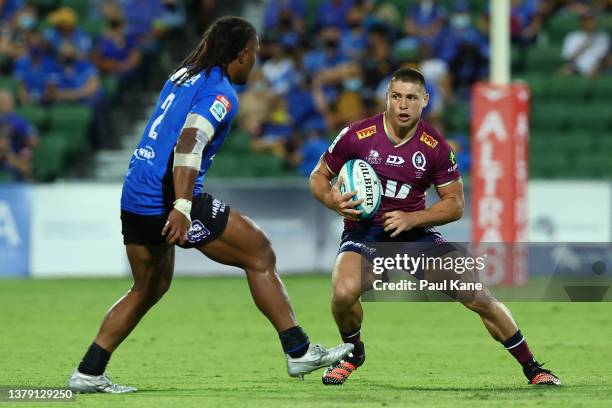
[338, 159, 382, 220]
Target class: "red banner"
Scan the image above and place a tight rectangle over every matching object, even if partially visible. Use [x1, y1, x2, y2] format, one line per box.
[471, 83, 530, 285]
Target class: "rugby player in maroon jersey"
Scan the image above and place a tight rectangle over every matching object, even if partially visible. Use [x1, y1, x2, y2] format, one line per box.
[309, 67, 560, 386]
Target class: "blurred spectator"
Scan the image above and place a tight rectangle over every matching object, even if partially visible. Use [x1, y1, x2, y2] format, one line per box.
[340, 6, 368, 60]
[47, 42, 109, 149]
[316, 0, 353, 30]
[303, 27, 351, 104]
[45, 42, 101, 104]
[509, 0, 543, 70]
[262, 35, 297, 95]
[44, 7, 92, 57]
[92, 4, 141, 79]
[510, 0, 543, 44]
[122, 0, 166, 49]
[352, 0, 376, 15]
[372, 1, 403, 32]
[314, 62, 368, 130]
[285, 75, 325, 134]
[158, 0, 186, 30]
[560, 12, 610, 76]
[416, 44, 450, 130]
[403, 0, 447, 41]
[419, 43, 452, 108]
[0, 4, 38, 64]
[122, 0, 170, 89]
[237, 67, 275, 137]
[541, 0, 608, 18]
[292, 123, 329, 176]
[0, 0, 22, 24]
[252, 96, 293, 156]
[361, 24, 393, 99]
[436, 4, 488, 96]
[13, 31, 58, 105]
[263, 0, 306, 33]
[303, 27, 349, 76]
[0, 89, 37, 180]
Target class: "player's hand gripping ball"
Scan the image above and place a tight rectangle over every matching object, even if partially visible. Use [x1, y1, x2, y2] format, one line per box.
[338, 159, 382, 220]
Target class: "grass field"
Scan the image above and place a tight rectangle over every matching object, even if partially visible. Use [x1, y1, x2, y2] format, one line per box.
[1, 275, 611, 407]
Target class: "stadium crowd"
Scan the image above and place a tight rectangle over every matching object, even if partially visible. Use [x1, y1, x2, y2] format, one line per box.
[0, 0, 186, 180]
[0, 0, 610, 181]
[238, 0, 611, 176]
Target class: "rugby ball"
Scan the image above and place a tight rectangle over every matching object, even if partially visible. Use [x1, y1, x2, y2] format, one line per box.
[338, 159, 382, 220]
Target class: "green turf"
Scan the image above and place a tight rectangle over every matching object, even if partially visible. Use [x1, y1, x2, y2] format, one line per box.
[1, 275, 611, 407]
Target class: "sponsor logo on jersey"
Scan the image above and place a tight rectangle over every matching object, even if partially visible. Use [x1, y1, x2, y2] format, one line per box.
[412, 151, 426, 171]
[365, 149, 382, 165]
[133, 146, 155, 161]
[211, 199, 226, 219]
[447, 151, 457, 172]
[420, 132, 438, 148]
[210, 98, 229, 122]
[382, 179, 412, 199]
[385, 155, 405, 166]
[356, 125, 377, 140]
[187, 220, 211, 243]
[216, 94, 232, 111]
[328, 127, 348, 153]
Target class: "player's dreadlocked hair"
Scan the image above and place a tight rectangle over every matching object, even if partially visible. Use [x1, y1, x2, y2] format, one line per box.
[173, 16, 256, 84]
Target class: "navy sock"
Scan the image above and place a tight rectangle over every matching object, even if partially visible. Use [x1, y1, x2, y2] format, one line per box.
[279, 326, 310, 358]
[78, 342, 111, 376]
[340, 327, 361, 345]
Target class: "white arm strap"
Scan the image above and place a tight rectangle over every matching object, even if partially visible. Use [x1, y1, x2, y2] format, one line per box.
[173, 113, 215, 171]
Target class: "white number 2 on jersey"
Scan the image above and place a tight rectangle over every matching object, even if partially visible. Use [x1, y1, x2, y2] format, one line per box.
[148, 93, 176, 140]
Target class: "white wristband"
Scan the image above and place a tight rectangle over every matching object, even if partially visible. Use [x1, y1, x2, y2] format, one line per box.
[173, 198, 192, 223]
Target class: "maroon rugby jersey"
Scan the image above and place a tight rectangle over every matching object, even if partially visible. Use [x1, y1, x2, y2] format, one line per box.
[323, 113, 460, 228]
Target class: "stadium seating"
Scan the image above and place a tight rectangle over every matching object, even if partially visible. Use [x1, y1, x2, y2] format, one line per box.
[523, 7, 612, 178]
[15, 105, 50, 131]
[59, 0, 88, 19]
[33, 133, 68, 181]
[48, 105, 92, 159]
[0, 77, 18, 98]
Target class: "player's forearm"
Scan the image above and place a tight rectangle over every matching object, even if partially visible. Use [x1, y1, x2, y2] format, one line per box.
[309, 171, 334, 209]
[411, 196, 464, 228]
[172, 166, 198, 201]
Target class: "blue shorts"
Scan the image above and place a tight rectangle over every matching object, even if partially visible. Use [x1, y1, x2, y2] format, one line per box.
[338, 225, 460, 278]
[339, 225, 454, 255]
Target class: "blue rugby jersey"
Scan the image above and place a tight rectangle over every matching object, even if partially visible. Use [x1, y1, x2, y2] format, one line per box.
[121, 66, 238, 215]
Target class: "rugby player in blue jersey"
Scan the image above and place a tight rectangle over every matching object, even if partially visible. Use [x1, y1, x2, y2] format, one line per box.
[67, 17, 352, 393]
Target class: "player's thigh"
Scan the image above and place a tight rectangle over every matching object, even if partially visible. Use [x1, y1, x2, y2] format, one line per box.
[332, 251, 369, 304]
[197, 208, 272, 269]
[121, 210, 175, 290]
[125, 243, 175, 291]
